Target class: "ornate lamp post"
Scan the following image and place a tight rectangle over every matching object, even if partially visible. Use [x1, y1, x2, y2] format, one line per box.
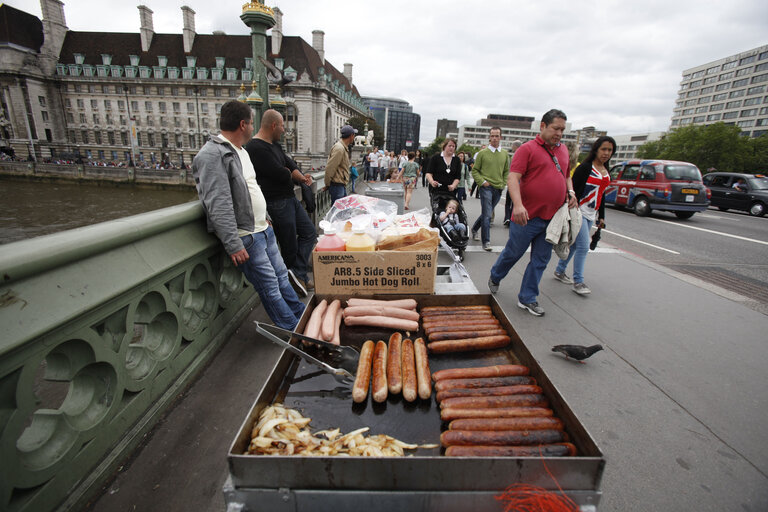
[240, 1, 275, 127]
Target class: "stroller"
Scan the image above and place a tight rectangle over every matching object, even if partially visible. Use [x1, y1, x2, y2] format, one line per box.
[430, 190, 469, 261]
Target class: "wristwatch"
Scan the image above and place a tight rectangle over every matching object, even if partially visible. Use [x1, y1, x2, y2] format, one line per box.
[568, 189, 576, 197]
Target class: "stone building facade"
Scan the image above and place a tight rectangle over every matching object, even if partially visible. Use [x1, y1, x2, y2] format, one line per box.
[0, 1, 367, 168]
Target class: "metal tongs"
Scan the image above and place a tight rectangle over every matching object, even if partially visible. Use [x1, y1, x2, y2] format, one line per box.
[254, 322, 358, 385]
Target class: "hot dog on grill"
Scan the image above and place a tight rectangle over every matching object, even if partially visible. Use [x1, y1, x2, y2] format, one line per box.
[344, 315, 419, 332]
[303, 299, 328, 339]
[422, 314, 495, 325]
[421, 305, 492, 315]
[432, 365, 530, 381]
[321, 299, 341, 341]
[434, 376, 537, 391]
[427, 335, 511, 354]
[387, 333, 402, 394]
[371, 340, 388, 403]
[445, 443, 577, 457]
[436, 385, 543, 403]
[343, 305, 420, 322]
[352, 340, 374, 403]
[441, 429, 566, 447]
[440, 407, 553, 421]
[347, 298, 417, 310]
[440, 394, 548, 409]
[427, 329, 507, 342]
[331, 308, 343, 345]
[423, 321, 501, 333]
[413, 338, 432, 400]
[448, 416, 563, 431]
[401, 339, 417, 402]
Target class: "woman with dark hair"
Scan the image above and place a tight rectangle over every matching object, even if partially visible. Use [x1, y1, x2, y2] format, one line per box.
[553, 135, 616, 295]
[425, 138, 461, 197]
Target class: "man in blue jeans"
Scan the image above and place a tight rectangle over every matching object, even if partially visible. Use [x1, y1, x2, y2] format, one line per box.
[193, 101, 305, 329]
[488, 109, 577, 317]
[471, 127, 510, 251]
[324, 125, 356, 203]
[245, 109, 316, 297]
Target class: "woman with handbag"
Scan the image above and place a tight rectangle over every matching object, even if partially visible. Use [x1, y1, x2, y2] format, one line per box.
[553, 135, 616, 295]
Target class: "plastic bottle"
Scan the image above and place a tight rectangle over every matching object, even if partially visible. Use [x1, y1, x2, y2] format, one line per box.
[345, 228, 376, 251]
[315, 226, 346, 252]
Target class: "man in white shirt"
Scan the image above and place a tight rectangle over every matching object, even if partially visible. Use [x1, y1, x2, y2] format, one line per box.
[192, 101, 305, 329]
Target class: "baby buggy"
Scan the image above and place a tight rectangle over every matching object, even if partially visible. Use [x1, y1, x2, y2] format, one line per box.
[430, 190, 469, 261]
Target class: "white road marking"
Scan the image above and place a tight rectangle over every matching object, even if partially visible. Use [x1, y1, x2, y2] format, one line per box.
[647, 217, 768, 246]
[602, 229, 681, 254]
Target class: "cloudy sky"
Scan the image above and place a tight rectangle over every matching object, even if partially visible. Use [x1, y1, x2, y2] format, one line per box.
[12, 0, 768, 143]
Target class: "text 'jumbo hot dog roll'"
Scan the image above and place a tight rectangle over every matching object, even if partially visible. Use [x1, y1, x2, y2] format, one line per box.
[434, 376, 537, 391]
[439, 394, 548, 409]
[387, 333, 402, 394]
[433, 365, 530, 381]
[371, 340, 388, 403]
[441, 429, 567, 447]
[427, 335, 511, 354]
[414, 338, 432, 400]
[401, 339, 417, 402]
[436, 385, 543, 403]
[440, 407, 554, 421]
[352, 340, 375, 403]
[344, 315, 419, 332]
[448, 416, 564, 431]
[445, 443, 577, 457]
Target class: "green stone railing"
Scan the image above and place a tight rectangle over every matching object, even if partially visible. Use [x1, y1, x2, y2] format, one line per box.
[0, 202, 258, 512]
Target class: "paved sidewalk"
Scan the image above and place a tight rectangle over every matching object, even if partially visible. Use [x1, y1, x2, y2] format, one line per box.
[87, 185, 768, 512]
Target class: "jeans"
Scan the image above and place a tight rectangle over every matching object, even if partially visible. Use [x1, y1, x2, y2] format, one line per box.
[379, 168, 386, 181]
[266, 197, 317, 282]
[369, 167, 378, 181]
[490, 217, 553, 304]
[237, 228, 305, 329]
[472, 186, 502, 244]
[329, 183, 346, 203]
[555, 217, 593, 284]
[457, 187, 467, 203]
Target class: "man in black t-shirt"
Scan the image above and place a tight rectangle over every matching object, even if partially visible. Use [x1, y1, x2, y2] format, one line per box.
[245, 109, 316, 296]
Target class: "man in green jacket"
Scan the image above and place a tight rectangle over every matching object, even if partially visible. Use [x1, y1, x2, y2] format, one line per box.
[471, 126, 510, 251]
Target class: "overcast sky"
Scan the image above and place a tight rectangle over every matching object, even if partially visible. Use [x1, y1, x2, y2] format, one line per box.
[12, 0, 768, 143]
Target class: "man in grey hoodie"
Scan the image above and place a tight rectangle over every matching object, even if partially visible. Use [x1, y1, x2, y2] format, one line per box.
[192, 101, 304, 329]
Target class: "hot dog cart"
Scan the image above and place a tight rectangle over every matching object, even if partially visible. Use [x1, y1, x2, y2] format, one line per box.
[223, 294, 605, 511]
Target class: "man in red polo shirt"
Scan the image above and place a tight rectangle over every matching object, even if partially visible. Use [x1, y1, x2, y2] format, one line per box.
[488, 109, 577, 316]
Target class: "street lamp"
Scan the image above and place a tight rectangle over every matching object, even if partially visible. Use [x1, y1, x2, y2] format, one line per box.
[124, 86, 137, 166]
[193, 85, 202, 149]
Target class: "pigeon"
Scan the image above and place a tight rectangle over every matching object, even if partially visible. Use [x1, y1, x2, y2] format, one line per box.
[551, 344, 603, 363]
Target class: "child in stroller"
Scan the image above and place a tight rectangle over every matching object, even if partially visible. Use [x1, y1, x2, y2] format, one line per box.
[431, 191, 469, 260]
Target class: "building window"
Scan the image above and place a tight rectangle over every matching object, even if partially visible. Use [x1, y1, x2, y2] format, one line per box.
[199, 88, 208, 97]
[186, 56, 197, 68]
[121, 132, 128, 145]
[174, 117, 181, 127]
[157, 86, 164, 96]
[188, 118, 195, 128]
[737, 120, 754, 128]
[693, 116, 705, 123]
[215, 57, 225, 68]
[744, 97, 762, 106]
[90, 99, 98, 109]
[756, 118, 768, 126]
[171, 87, 180, 96]
[187, 102, 195, 114]
[214, 88, 222, 97]
[682, 108, 694, 115]
[707, 114, 721, 121]
[226, 69, 238, 81]
[752, 73, 768, 84]
[145, 101, 153, 111]
[189, 134, 195, 147]
[173, 102, 180, 113]
[757, 63, 768, 73]
[158, 56, 168, 67]
[41, 111, 49, 122]
[67, 112, 74, 123]
[747, 86, 765, 95]
[715, 83, 730, 91]
[729, 89, 746, 98]
[158, 102, 166, 113]
[38, 96, 46, 107]
[131, 101, 139, 112]
[719, 71, 735, 81]
[722, 111, 738, 120]
[726, 100, 742, 109]
[79, 113, 87, 123]
[722, 61, 738, 70]
[695, 106, 708, 113]
[202, 118, 209, 129]
[201, 103, 208, 113]
[106, 114, 113, 124]
[697, 96, 711, 104]
[182, 68, 194, 79]
[733, 78, 749, 88]
[95, 131, 102, 144]
[118, 100, 125, 111]
[713, 93, 727, 101]
[93, 114, 100, 123]
[710, 103, 724, 111]
[739, 55, 756, 66]
[129, 55, 139, 66]
[176, 133, 183, 147]
[740, 108, 758, 117]
[229, 88, 238, 97]
[148, 133, 155, 146]
[81, 129, 89, 143]
[700, 86, 714, 94]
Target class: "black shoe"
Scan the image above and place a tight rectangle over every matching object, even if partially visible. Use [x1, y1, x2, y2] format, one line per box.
[287, 269, 308, 297]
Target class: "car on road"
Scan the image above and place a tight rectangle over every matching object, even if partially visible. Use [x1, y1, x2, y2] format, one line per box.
[604, 159, 710, 219]
[701, 172, 768, 217]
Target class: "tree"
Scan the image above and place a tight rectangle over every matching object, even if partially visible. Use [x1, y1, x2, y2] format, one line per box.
[457, 143, 478, 156]
[346, 115, 384, 148]
[421, 137, 445, 159]
[634, 123, 764, 173]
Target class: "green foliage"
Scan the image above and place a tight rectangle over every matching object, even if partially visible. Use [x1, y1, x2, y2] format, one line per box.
[346, 116, 384, 147]
[457, 143, 478, 156]
[422, 137, 445, 158]
[634, 123, 768, 173]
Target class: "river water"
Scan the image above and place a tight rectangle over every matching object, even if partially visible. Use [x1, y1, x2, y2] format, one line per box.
[0, 179, 198, 245]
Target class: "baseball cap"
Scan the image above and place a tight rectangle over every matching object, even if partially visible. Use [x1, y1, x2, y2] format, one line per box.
[341, 125, 358, 138]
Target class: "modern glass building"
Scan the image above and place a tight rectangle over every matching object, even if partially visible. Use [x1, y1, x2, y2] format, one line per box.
[362, 96, 420, 153]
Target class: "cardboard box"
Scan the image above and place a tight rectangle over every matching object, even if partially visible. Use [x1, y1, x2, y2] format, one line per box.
[312, 250, 437, 295]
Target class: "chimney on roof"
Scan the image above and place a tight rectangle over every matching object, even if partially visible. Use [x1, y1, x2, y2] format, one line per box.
[312, 30, 325, 65]
[39, 0, 68, 74]
[138, 5, 154, 52]
[181, 5, 196, 53]
[343, 63, 353, 85]
[271, 7, 283, 55]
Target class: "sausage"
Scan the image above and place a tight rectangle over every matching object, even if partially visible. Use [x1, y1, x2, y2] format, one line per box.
[436, 385, 543, 402]
[371, 340, 388, 403]
[433, 365, 530, 381]
[343, 305, 420, 322]
[387, 333, 402, 394]
[440, 407, 554, 421]
[421, 305, 492, 314]
[331, 308, 343, 345]
[448, 416, 563, 431]
[413, 338, 432, 400]
[347, 298, 417, 310]
[428, 329, 507, 342]
[344, 315, 419, 332]
[427, 336, 511, 354]
[352, 340, 375, 403]
[441, 429, 566, 447]
[424, 320, 501, 333]
[320, 299, 341, 341]
[440, 394, 548, 409]
[445, 443, 577, 457]
[422, 313, 495, 324]
[401, 339, 417, 402]
[434, 376, 537, 391]
[303, 299, 328, 339]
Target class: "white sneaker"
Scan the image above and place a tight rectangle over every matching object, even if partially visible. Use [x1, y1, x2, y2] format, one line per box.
[553, 271, 573, 285]
[573, 282, 591, 295]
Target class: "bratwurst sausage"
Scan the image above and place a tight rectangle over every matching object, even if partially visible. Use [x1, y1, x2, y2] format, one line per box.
[432, 365, 530, 381]
[371, 340, 388, 403]
[387, 332, 402, 394]
[436, 385, 543, 403]
[439, 394, 548, 409]
[448, 416, 563, 431]
[352, 340, 374, 403]
[441, 429, 566, 447]
[434, 376, 537, 391]
[401, 339, 417, 402]
[440, 406, 553, 421]
[445, 443, 577, 457]
[414, 338, 432, 400]
[427, 335, 511, 354]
